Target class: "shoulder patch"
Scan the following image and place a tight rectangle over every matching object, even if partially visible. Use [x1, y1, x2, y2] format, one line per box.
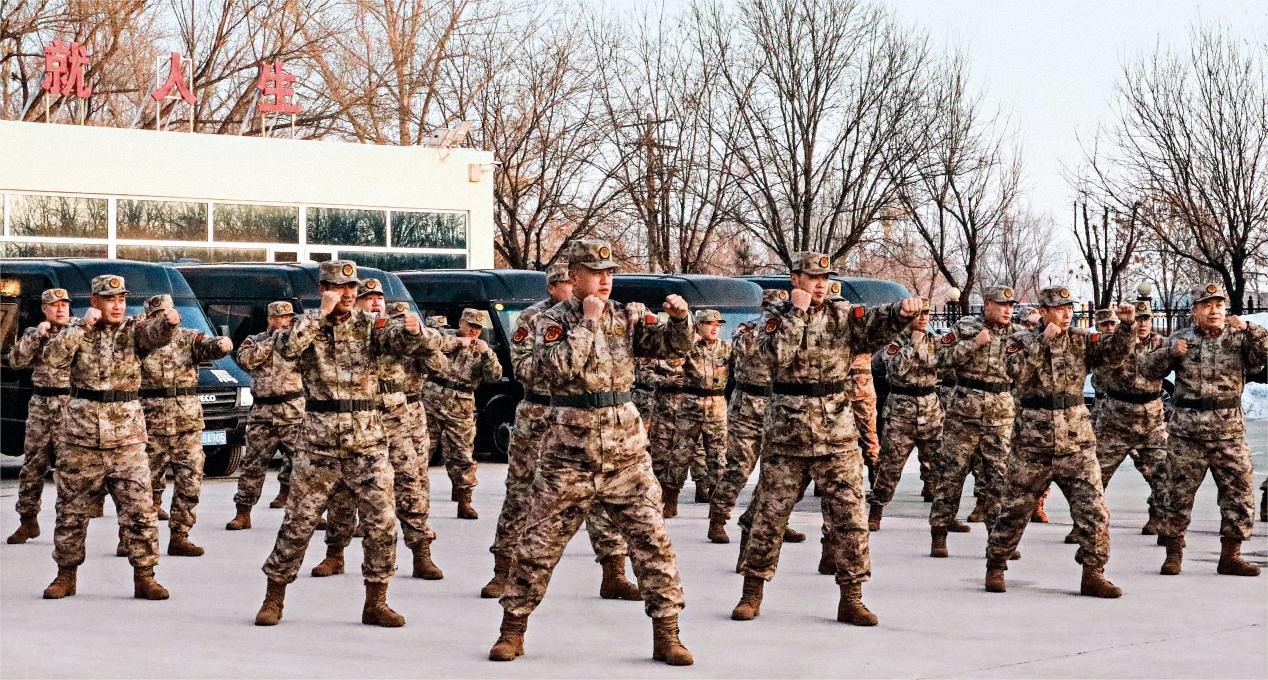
[543, 325, 564, 343]
[886, 343, 899, 356]
[1089, 332, 1100, 343]
[375, 318, 387, 329]
[645, 313, 658, 325]
[1006, 341, 1022, 354]
[764, 317, 780, 334]
[852, 306, 865, 319]
[941, 332, 957, 345]
[512, 327, 529, 344]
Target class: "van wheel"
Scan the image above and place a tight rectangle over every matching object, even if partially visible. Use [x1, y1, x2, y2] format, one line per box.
[203, 444, 243, 477]
[492, 419, 514, 463]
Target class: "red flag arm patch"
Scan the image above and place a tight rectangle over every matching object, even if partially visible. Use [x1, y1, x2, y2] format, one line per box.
[853, 306, 865, 319]
[645, 313, 659, 325]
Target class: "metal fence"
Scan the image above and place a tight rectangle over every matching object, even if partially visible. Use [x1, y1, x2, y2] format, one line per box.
[928, 302, 1217, 335]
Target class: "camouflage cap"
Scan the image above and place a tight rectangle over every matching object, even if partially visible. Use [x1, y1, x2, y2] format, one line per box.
[90, 274, 129, 297]
[564, 239, 619, 271]
[389, 300, 412, 317]
[40, 288, 70, 305]
[427, 315, 448, 328]
[145, 294, 174, 313]
[695, 309, 723, 324]
[460, 308, 489, 327]
[790, 251, 838, 276]
[1037, 285, 1075, 308]
[982, 284, 1018, 304]
[1190, 281, 1226, 305]
[356, 278, 384, 298]
[828, 280, 845, 300]
[545, 262, 570, 284]
[267, 300, 295, 317]
[1014, 303, 1036, 317]
[918, 297, 932, 313]
[1094, 308, 1115, 323]
[1134, 299, 1152, 318]
[761, 289, 788, 308]
[319, 260, 358, 285]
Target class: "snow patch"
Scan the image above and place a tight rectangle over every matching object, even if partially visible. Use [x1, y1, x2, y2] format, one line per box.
[1242, 312, 1268, 420]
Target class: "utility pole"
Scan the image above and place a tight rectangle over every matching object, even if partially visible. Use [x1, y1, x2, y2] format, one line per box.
[622, 112, 676, 272]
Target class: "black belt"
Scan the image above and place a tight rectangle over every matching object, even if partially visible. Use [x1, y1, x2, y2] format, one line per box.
[32, 387, 70, 397]
[889, 384, 937, 397]
[772, 381, 847, 397]
[70, 388, 139, 403]
[1105, 389, 1160, 405]
[254, 391, 303, 405]
[305, 399, 377, 413]
[959, 379, 1012, 394]
[522, 391, 551, 406]
[1020, 394, 1084, 410]
[551, 391, 632, 408]
[660, 385, 727, 397]
[734, 382, 772, 397]
[406, 392, 425, 404]
[140, 387, 198, 398]
[428, 377, 474, 394]
[379, 380, 406, 394]
[1173, 396, 1239, 411]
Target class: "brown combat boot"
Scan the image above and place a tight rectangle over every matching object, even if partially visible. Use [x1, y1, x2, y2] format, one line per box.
[1216, 538, 1261, 577]
[481, 553, 511, 598]
[168, 531, 205, 557]
[930, 527, 949, 558]
[921, 479, 934, 502]
[662, 488, 679, 519]
[116, 539, 128, 557]
[269, 484, 289, 509]
[361, 581, 406, 627]
[89, 498, 105, 519]
[836, 582, 878, 626]
[1141, 515, 1159, 535]
[694, 482, 709, 504]
[1260, 489, 1267, 523]
[1031, 495, 1049, 523]
[412, 542, 444, 580]
[311, 545, 345, 577]
[707, 513, 730, 544]
[154, 500, 169, 522]
[489, 612, 527, 661]
[1160, 536, 1184, 575]
[133, 567, 170, 600]
[735, 528, 749, 573]
[731, 576, 764, 620]
[599, 555, 642, 601]
[985, 561, 1006, 593]
[783, 526, 807, 543]
[818, 538, 837, 575]
[254, 580, 286, 625]
[457, 489, 479, 520]
[225, 504, 252, 531]
[1080, 565, 1123, 597]
[868, 503, 883, 532]
[652, 615, 693, 666]
[947, 520, 972, 533]
[966, 499, 986, 523]
[1064, 528, 1078, 544]
[42, 567, 77, 599]
[7, 513, 40, 544]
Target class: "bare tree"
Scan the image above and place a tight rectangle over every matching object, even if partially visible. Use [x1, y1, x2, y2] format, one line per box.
[1069, 197, 1141, 308]
[981, 208, 1056, 302]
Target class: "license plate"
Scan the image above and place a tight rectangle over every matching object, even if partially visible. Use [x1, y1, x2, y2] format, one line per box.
[201, 430, 227, 446]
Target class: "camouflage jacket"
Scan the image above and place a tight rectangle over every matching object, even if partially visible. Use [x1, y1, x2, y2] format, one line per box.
[140, 327, 231, 435]
[1006, 322, 1134, 454]
[535, 296, 693, 470]
[1095, 331, 1167, 441]
[682, 337, 731, 391]
[938, 316, 1024, 427]
[432, 335, 502, 398]
[277, 309, 438, 455]
[730, 320, 773, 388]
[10, 320, 77, 388]
[378, 320, 458, 418]
[1142, 321, 1268, 440]
[511, 299, 553, 396]
[882, 328, 943, 428]
[42, 315, 176, 448]
[760, 300, 908, 456]
[236, 329, 304, 426]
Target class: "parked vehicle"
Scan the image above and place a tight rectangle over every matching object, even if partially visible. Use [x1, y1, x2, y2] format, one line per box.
[613, 273, 763, 336]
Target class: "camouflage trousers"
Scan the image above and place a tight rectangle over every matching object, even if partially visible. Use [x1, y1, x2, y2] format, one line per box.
[54, 442, 159, 569]
[233, 421, 300, 507]
[852, 372, 880, 467]
[1160, 435, 1255, 542]
[502, 454, 685, 619]
[15, 394, 63, 517]
[424, 389, 478, 493]
[710, 392, 766, 521]
[871, 418, 939, 507]
[986, 446, 1110, 569]
[741, 452, 871, 585]
[263, 448, 398, 584]
[147, 430, 204, 535]
[648, 394, 683, 483]
[324, 412, 435, 551]
[1097, 430, 1170, 522]
[490, 400, 628, 561]
[930, 418, 1012, 528]
[662, 396, 727, 494]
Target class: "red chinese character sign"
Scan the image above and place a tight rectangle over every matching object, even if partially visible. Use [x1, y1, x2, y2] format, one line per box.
[150, 52, 196, 131]
[256, 60, 299, 136]
[41, 38, 93, 123]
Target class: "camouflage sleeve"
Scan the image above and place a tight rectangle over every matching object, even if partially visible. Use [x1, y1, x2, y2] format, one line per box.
[536, 310, 590, 383]
[478, 347, 503, 383]
[134, 313, 178, 353]
[191, 330, 232, 364]
[1004, 331, 1030, 382]
[235, 333, 273, 371]
[1140, 333, 1181, 380]
[1087, 322, 1136, 367]
[767, 307, 807, 368]
[40, 322, 86, 369]
[634, 304, 694, 359]
[275, 311, 321, 360]
[1241, 321, 1268, 368]
[849, 303, 910, 355]
[373, 317, 428, 356]
[885, 337, 927, 382]
[509, 313, 537, 383]
[9, 327, 43, 369]
[937, 318, 980, 369]
[637, 359, 668, 387]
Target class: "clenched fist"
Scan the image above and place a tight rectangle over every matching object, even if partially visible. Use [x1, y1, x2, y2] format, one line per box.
[790, 288, 811, 311]
[583, 295, 605, 321]
[898, 296, 922, 318]
[319, 290, 341, 317]
[163, 308, 181, 326]
[663, 294, 689, 320]
[455, 335, 475, 348]
[217, 337, 233, 353]
[1228, 315, 1247, 330]
[36, 321, 51, 336]
[402, 312, 421, 335]
[473, 338, 490, 353]
[82, 308, 101, 328]
[1115, 303, 1136, 324]
[974, 328, 991, 346]
[1170, 339, 1189, 357]
[1043, 321, 1063, 339]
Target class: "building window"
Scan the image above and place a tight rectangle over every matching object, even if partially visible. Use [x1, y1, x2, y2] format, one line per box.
[307, 207, 386, 247]
[116, 244, 267, 263]
[213, 203, 299, 243]
[391, 210, 467, 249]
[0, 240, 109, 258]
[7, 194, 107, 238]
[117, 199, 208, 241]
[339, 250, 466, 271]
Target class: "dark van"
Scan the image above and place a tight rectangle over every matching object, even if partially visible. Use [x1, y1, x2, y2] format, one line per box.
[738, 275, 910, 306]
[393, 269, 547, 461]
[613, 273, 763, 332]
[0, 259, 251, 476]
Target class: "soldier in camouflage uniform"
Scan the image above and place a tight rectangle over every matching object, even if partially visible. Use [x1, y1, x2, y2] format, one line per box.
[983, 286, 1133, 597]
[868, 298, 941, 531]
[424, 308, 502, 519]
[929, 285, 1021, 558]
[632, 357, 659, 422]
[482, 263, 641, 602]
[139, 294, 232, 557]
[490, 240, 694, 666]
[226, 301, 303, 531]
[40, 274, 175, 600]
[255, 260, 448, 627]
[662, 309, 730, 515]
[850, 353, 880, 483]
[646, 356, 686, 514]
[1145, 282, 1266, 577]
[310, 279, 450, 581]
[7, 288, 75, 545]
[731, 252, 917, 627]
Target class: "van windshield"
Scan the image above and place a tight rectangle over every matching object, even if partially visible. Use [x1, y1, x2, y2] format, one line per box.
[495, 302, 533, 336]
[72, 298, 215, 335]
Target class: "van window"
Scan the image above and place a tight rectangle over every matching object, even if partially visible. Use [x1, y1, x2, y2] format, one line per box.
[0, 272, 55, 353]
[203, 302, 271, 345]
[182, 270, 295, 299]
